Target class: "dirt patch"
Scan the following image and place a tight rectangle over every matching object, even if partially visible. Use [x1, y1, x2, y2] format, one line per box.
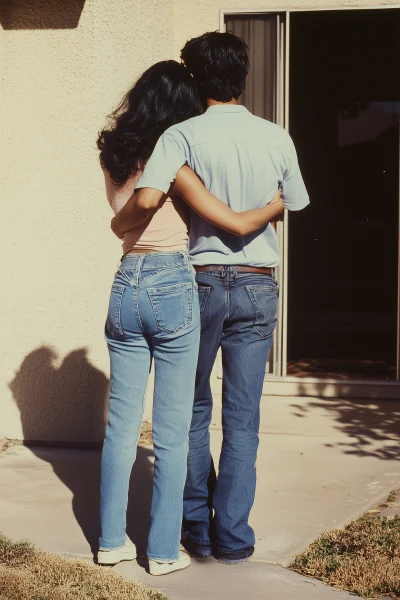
[0, 420, 153, 454]
[138, 421, 153, 447]
[0, 439, 23, 453]
[365, 490, 400, 520]
[0, 533, 166, 600]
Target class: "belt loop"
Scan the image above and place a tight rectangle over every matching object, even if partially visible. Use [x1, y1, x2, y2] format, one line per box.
[117, 254, 126, 272]
[178, 250, 189, 271]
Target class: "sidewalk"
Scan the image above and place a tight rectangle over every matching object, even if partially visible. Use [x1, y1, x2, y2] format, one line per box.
[0, 395, 399, 599]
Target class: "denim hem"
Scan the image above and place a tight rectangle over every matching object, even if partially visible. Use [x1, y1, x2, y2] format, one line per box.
[184, 536, 212, 546]
[214, 545, 255, 563]
[217, 556, 250, 565]
[147, 555, 180, 563]
[182, 530, 211, 546]
[98, 542, 126, 551]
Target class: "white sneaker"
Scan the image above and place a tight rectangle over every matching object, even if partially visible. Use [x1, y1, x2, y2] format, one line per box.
[97, 537, 137, 565]
[148, 551, 191, 576]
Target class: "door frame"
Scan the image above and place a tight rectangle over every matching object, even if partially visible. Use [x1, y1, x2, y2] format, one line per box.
[220, 5, 400, 397]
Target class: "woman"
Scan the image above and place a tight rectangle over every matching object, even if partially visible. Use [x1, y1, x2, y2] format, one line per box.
[97, 61, 283, 576]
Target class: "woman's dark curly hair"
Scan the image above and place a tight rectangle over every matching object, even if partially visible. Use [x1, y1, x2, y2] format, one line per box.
[97, 60, 203, 185]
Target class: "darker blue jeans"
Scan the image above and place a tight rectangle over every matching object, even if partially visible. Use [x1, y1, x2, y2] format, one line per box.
[182, 266, 279, 555]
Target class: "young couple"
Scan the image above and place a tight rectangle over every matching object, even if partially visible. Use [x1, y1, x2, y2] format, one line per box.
[97, 32, 309, 576]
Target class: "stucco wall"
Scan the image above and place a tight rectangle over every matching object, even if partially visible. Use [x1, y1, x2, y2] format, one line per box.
[172, 0, 400, 56]
[1, 0, 399, 442]
[0, 0, 174, 442]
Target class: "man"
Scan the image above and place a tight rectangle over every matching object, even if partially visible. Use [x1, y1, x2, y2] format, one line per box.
[113, 32, 309, 565]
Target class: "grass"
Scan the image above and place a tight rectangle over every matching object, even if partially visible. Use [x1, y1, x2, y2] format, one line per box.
[290, 515, 400, 599]
[0, 533, 167, 600]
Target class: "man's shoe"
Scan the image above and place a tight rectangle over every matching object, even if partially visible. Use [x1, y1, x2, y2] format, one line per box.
[214, 545, 255, 565]
[97, 537, 137, 565]
[181, 534, 212, 559]
[148, 551, 191, 576]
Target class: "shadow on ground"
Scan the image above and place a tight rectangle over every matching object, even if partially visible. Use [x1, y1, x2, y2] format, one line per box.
[291, 381, 400, 460]
[24, 446, 154, 555]
[8, 346, 154, 555]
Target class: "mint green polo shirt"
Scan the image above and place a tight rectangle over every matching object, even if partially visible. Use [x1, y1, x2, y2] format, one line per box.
[137, 105, 309, 267]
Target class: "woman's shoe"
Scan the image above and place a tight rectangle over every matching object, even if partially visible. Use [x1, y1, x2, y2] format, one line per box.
[97, 537, 137, 565]
[148, 551, 191, 576]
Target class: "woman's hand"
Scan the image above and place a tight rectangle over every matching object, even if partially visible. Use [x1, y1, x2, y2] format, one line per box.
[269, 190, 284, 229]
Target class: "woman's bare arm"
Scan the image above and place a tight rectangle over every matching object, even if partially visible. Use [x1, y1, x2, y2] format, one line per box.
[171, 166, 283, 236]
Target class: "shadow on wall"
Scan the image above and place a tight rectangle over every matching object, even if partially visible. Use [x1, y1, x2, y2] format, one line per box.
[0, 0, 86, 29]
[9, 346, 109, 443]
[8, 346, 155, 555]
[292, 380, 400, 461]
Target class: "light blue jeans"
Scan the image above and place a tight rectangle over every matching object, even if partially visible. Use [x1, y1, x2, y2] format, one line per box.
[99, 251, 200, 561]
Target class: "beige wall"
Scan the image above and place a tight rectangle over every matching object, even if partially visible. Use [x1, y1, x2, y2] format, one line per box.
[172, 0, 400, 56]
[0, 0, 174, 442]
[1, 0, 399, 442]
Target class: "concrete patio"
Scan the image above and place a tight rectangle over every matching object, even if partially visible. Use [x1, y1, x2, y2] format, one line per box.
[0, 394, 399, 599]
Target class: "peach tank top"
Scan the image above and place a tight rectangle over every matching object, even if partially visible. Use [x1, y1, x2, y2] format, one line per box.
[103, 169, 189, 254]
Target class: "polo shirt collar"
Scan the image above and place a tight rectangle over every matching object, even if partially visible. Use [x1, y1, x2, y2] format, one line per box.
[205, 104, 248, 114]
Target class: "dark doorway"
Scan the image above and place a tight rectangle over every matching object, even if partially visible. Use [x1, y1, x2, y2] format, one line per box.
[288, 9, 400, 380]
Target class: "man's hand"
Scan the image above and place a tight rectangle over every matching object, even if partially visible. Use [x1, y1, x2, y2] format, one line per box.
[111, 216, 124, 239]
[110, 188, 165, 240]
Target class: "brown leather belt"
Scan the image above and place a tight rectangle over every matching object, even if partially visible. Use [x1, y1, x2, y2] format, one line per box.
[194, 265, 272, 275]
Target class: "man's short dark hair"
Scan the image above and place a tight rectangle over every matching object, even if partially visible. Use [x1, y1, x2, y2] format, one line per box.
[180, 31, 249, 103]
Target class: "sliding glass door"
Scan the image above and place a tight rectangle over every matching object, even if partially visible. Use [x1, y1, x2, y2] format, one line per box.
[225, 13, 289, 377]
[223, 8, 400, 385]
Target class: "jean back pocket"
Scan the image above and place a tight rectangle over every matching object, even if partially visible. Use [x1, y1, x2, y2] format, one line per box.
[147, 281, 193, 333]
[245, 284, 279, 339]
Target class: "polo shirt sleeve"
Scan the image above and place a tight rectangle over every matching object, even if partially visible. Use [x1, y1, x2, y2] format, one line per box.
[135, 131, 188, 194]
[281, 135, 310, 211]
